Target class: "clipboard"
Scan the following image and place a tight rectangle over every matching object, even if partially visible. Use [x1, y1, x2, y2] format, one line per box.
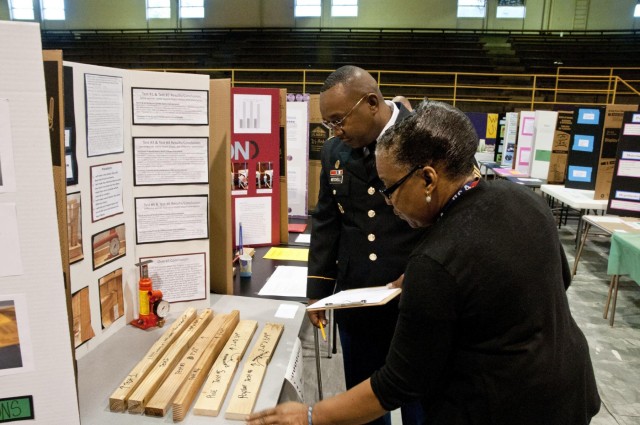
[306, 286, 401, 311]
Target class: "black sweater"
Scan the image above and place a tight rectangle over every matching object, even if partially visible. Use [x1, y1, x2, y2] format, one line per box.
[370, 179, 600, 425]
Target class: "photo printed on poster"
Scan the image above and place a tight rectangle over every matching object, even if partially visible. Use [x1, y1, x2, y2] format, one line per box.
[91, 223, 126, 270]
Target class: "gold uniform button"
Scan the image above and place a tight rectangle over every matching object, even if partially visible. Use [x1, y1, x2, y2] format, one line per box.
[368, 234, 375, 242]
[369, 253, 377, 261]
[338, 203, 345, 214]
[333, 189, 337, 195]
[367, 210, 375, 218]
[368, 187, 375, 195]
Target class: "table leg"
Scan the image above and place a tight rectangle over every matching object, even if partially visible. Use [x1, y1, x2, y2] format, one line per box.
[603, 275, 615, 319]
[326, 309, 333, 359]
[572, 222, 591, 277]
[609, 275, 620, 327]
[575, 209, 586, 248]
[313, 327, 324, 400]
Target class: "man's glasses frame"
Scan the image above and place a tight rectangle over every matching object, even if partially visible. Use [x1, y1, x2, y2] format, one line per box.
[322, 93, 369, 131]
[379, 164, 423, 200]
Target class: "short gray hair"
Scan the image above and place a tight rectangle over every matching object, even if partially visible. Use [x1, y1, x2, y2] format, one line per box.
[377, 101, 478, 179]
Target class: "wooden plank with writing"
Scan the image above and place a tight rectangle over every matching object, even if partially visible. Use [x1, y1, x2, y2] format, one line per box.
[224, 322, 284, 420]
[171, 311, 243, 422]
[192, 320, 258, 417]
[127, 309, 213, 413]
[108, 307, 197, 412]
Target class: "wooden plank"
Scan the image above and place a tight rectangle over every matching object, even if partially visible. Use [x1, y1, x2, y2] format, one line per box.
[224, 322, 284, 420]
[171, 311, 243, 422]
[127, 309, 213, 414]
[144, 311, 239, 417]
[108, 307, 197, 412]
[192, 319, 258, 417]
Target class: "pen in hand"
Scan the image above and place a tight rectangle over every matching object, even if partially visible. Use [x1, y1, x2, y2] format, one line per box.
[319, 320, 327, 342]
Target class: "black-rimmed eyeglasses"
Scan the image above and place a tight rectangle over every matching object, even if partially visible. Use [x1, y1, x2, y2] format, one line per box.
[379, 165, 423, 200]
[322, 94, 369, 131]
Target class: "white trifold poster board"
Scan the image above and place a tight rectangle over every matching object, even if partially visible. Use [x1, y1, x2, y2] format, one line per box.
[65, 61, 211, 360]
[285, 101, 309, 217]
[530, 111, 559, 179]
[0, 21, 80, 424]
[515, 111, 536, 176]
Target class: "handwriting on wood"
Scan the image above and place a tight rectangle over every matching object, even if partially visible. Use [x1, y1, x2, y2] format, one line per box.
[224, 322, 284, 420]
[192, 319, 258, 417]
[171, 312, 247, 422]
[126, 309, 213, 414]
[108, 307, 196, 412]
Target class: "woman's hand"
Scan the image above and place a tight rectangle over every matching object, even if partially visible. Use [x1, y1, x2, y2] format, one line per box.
[246, 402, 308, 425]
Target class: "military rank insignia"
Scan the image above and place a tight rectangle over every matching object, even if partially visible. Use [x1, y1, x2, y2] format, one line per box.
[330, 169, 343, 184]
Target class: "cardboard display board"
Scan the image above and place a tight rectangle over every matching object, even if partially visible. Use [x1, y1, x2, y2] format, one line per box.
[500, 112, 519, 168]
[514, 111, 536, 176]
[494, 113, 507, 163]
[565, 106, 606, 190]
[230, 88, 281, 248]
[547, 109, 575, 184]
[209, 79, 234, 294]
[64, 61, 211, 359]
[606, 111, 640, 217]
[307, 94, 329, 212]
[594, 104, 638, 200]
[530, 111, 558, 179]
[0, 21, 80, 424]
[286, 100, 310, 218]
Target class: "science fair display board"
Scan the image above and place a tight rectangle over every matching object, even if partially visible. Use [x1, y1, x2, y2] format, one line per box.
[63, 61, 211, 360]
[0, 21, 80, 424]
[230, 88, 281, 248]
[607, 111, 640, 218]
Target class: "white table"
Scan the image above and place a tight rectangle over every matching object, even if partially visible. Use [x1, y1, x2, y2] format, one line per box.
[540, 185, 608, 246]
[77, 295, 305, 424]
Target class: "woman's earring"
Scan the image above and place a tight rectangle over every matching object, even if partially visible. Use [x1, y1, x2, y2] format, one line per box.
[425, 193, 431, 203]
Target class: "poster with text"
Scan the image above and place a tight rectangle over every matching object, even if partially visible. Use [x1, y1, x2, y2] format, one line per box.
[231, 88, 281, 247]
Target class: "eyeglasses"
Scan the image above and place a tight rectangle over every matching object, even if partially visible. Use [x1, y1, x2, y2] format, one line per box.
[379, 165, 423, 200]
[322, 94, 368, 130]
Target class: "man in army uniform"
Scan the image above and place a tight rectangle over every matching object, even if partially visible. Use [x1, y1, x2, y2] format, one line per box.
[306, 66, 425, 425]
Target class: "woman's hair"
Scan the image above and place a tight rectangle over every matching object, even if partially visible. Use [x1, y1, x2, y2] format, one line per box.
[377, 100, 478, 179]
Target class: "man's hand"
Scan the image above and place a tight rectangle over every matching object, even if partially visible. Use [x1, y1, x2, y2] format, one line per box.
[386, 273, 405, 289]
[307, 300, 327, 328]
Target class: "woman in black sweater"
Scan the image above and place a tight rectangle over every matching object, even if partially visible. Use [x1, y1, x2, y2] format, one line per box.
[247, 101, 600, 425]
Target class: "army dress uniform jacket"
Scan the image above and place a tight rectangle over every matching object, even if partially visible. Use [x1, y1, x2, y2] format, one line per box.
[307, 105, 425, 303]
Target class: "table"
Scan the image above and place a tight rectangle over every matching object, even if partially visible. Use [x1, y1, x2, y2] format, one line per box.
[78, 295, 306, 424]
[540, 185, 608, 246]
[605, 232, 640, 326]
[502, 175, 546, 189]
[572, 215, 640, 277]
[478, 160, 501, 179]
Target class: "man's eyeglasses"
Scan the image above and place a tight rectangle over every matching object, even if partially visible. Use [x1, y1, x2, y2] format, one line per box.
[322, 94, 369, 131]
[379, 165, 423, 200]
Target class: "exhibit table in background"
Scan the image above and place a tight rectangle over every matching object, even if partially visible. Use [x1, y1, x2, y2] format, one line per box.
[78, 295, 305, 424]
[605, 232, 640, 326]
[572, 215, 640, 276]
[540, 184, 608, 246]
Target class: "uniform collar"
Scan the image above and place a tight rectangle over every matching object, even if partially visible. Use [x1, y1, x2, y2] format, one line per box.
[377, 100, 399, 142]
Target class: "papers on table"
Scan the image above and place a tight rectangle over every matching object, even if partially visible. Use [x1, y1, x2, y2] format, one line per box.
[258, 266, 308, 297]
[294, 233, 310, 244]
[263, 247, 309, 261]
